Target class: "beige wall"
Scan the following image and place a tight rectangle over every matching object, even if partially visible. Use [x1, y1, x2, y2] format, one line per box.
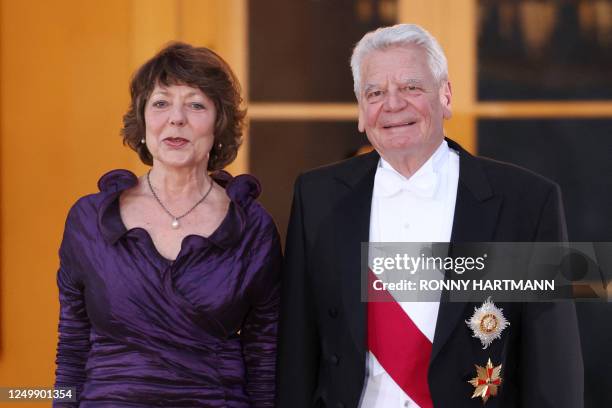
[0, 1, 245, 402]
[0, 0, 134, 392]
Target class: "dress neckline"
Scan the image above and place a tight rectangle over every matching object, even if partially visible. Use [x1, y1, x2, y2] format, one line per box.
[97, 169, 260, 252]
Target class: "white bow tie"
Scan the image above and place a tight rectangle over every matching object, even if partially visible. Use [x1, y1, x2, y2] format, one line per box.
[374, 164, 439, 199]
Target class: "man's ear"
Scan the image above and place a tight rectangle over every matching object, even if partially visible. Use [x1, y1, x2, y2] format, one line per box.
[358, 103, 365, 132]
[440, 80, 452, 120]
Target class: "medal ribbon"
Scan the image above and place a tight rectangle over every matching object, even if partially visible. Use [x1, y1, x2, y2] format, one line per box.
[367, 270, 434, 408]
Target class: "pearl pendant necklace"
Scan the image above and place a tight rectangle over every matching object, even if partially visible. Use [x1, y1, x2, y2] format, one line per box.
[146, 170, 214, 229]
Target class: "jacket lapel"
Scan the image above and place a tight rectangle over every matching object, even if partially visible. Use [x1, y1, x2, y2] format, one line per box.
[430, 138, 503, 362]
[334, 150, 379, 355]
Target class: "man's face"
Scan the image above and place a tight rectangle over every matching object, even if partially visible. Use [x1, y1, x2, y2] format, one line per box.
[357, 45, 452, 161]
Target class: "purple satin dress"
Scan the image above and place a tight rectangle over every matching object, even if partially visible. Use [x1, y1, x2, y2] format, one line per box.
[54, 170, 281, 407]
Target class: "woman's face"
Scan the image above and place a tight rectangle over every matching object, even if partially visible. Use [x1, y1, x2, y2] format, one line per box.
[144, 83, 216, 170]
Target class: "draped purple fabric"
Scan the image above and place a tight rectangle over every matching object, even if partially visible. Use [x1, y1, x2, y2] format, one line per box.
[54, 169, 281, 407]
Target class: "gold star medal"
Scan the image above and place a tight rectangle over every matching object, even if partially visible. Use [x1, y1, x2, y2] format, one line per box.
[466, 297, 509, 349]
[468, 358, 502, 403]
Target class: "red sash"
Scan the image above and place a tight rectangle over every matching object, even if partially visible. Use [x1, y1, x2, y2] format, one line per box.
[367, 271, 434, 407]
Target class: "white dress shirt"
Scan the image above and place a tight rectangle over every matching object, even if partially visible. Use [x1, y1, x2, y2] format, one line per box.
[359, 140, 459, 408]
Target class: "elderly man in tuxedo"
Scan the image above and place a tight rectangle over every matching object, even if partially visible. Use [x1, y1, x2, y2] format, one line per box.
[276, 24, 583, 408]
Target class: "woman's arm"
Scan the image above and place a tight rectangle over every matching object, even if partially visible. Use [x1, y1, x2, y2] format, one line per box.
[54, 210, 91, 407]
[240, 217, 282, 407]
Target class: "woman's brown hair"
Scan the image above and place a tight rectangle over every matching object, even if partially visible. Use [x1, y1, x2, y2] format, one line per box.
[121, 42, 245, 171]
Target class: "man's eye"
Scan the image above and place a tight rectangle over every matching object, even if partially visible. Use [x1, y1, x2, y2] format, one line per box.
[401, 85, 419, 92]
[367, 90, 383, 100]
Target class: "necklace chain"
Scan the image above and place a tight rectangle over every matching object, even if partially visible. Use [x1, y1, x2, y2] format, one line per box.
[146, 170, 214, 229]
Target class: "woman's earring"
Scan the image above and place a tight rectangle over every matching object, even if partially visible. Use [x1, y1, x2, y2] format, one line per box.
[141, 138, 145, 144]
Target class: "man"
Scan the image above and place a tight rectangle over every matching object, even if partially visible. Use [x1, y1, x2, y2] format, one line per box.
[276, 24, 583, 407]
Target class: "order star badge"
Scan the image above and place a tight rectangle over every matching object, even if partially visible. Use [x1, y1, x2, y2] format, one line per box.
[466, 297, 509, 349]
[468, 358, 502, 403]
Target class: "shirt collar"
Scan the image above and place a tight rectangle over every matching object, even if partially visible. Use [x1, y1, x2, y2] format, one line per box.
[374, 140, 449, 198]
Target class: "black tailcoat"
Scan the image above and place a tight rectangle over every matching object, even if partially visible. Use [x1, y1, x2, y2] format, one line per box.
[277, 139, 583, 408]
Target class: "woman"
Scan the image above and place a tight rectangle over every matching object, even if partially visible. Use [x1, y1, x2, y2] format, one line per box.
[54, 43, 281, 407]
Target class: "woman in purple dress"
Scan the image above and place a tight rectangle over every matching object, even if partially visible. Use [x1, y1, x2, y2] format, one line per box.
[54, 43, 281, 407]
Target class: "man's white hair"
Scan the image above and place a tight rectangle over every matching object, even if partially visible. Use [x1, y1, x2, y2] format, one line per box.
[350, 23, 449, 96]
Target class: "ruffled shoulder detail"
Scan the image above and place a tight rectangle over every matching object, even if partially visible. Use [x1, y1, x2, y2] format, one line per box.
[212, 171, 261, 206]
[96, 170, 138, 244]
[97, 169, 138, 193]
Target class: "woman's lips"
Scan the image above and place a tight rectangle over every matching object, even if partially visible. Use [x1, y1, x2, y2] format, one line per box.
[163, 137, 189, 148]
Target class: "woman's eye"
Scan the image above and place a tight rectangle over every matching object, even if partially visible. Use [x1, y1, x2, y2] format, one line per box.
[151, 100, 167, 108]
[190, 102, 205, 110]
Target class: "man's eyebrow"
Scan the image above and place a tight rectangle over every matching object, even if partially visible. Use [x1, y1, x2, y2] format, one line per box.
[399, 78, 424, 86]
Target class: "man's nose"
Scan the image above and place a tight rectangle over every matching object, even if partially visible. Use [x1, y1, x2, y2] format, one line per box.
[382, 90, 408, 112]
